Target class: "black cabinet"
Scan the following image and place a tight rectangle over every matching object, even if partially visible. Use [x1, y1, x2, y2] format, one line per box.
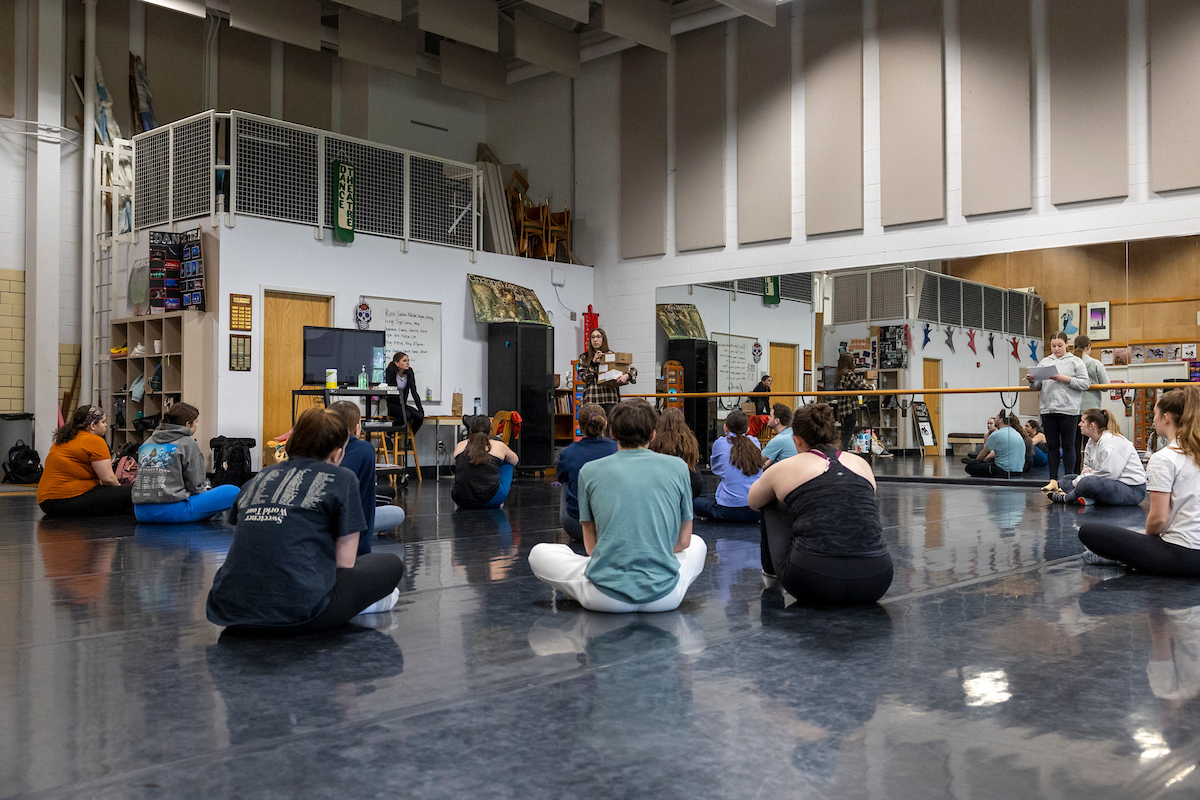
[666, 338, 717, 464]
[488, 323, 554, 468]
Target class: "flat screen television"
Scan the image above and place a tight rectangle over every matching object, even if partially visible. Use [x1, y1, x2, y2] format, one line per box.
[302, 326, 387, 386]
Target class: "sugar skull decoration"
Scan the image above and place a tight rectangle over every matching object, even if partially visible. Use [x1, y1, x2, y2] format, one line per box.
[356, 302, 372, 331]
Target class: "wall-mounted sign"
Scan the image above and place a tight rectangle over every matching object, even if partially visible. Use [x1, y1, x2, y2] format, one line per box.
[230, 334, 251, 371]
[333, 160, 356, 243]
[230, 294, 252, 331]
[763, 275, 780, 305]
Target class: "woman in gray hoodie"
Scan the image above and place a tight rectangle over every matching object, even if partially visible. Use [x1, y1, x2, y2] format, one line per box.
[132, 403, 240, 523]
[1026, 331, 1091, 484]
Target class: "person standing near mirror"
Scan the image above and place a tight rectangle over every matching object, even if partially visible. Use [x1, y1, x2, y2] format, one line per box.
[1027, 331, 1090, 489]
[750, 375, 772, 415]
[578, 328, 637, 421]
[834, 353, 873, 452]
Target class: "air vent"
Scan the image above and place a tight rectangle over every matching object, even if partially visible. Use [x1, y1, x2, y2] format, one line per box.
[916, 270, 939, 322]
[962, 282, 983, 328]
[832, 272, 869, 324]
[869, 268, 905, 320]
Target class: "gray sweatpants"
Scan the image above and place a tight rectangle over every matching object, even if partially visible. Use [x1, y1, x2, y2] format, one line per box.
[1060, 474, 1146, 506]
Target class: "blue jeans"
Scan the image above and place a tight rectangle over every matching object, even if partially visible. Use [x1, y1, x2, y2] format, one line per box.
[134, 484, 241, 523]
[479, 463, 515, 509]
[1061, 474, 1146, 506]
[693, 496, 761, 523]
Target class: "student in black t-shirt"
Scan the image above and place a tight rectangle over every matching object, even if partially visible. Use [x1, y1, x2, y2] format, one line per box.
[206, 407, 406, 634]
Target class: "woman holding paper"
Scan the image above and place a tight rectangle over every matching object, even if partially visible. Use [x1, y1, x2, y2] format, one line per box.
[1026, 331, 1091, 485]
[578, 328, 637, 421]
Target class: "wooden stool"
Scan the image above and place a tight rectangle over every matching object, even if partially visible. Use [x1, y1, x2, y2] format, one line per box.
[364, 419, 422, 485]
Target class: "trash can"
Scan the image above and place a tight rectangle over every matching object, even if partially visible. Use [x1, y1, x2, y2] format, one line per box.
[0, 413, 35, 460]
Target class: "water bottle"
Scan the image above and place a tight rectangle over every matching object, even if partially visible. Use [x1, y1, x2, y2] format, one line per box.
[474, 397, 482, 415]
[358, 365, 367, 389]
[426, 386, 432, 401]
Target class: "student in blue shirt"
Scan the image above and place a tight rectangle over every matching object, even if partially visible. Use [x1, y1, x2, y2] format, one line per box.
[694, 410, 766, 523]
[529, 400, 706, 613]
[556, 403, 618, 541]
[328, 402, 405, 555]
[761, 403, 799, 466]
[964, 415, 1028, 478]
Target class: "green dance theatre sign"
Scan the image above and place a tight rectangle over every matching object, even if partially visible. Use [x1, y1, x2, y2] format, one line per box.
[333, 160, 355, 243]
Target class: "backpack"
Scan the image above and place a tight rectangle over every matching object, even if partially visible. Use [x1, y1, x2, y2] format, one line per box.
[210, 436, 256, 487]
[112, 441, 139, 486]
[2, 440, 42, 484]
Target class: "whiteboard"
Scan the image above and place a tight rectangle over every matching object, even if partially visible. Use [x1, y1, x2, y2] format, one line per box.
[713, 332, 760, 417]
[361, 296, 442, 402]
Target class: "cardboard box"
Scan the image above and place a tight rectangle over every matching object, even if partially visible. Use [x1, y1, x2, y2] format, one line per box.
[603, 352, 633, 364]
[598, 369, 627, 385]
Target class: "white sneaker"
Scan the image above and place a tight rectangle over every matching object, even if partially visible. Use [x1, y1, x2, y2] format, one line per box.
[1080, 549, 1122, 567]
[359, 588, 400, 614]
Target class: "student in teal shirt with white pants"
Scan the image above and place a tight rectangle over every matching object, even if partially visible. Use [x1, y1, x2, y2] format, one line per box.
[528, 400, 707, 613]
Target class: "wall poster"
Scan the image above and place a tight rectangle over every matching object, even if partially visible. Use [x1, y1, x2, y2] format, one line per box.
[1086, 301, 1110, 340]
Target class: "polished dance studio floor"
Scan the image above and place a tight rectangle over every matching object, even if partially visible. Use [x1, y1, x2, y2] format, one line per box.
[3, 477, 1200, 799]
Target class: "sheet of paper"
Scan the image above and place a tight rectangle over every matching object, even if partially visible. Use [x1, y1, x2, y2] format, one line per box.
[1027, 365, 1060, 381]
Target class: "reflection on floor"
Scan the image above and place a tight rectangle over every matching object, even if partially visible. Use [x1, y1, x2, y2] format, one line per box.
[3, 478, 1199, 799]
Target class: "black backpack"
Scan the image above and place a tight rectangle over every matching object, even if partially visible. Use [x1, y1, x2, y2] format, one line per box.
[210, 436, 256, 487]
[3, 440, 42, 484]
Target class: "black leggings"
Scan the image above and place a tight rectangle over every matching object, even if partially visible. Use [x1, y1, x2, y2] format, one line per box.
[39, 483, 134, 518]
[840, 411, 857, 451]
[1079, 523, 1200, 578]
[227, 553, 406, 636]
[761, 504, 893, 605]
[964, 460, 1018, 478]
[385, 399, 424, 434]
[1042, 413, 1079, 478]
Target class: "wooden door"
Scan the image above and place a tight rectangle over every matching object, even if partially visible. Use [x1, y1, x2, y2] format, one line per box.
[768, 343, 797, 410]
[263, 291, 331, 452]
[922, 358, 942, 456]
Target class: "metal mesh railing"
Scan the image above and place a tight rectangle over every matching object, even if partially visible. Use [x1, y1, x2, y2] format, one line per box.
[132, 111, 479, 257]
[133, 129, 170, 229]
[409, 156, 476, 249]
[323, 136, 406, 238]
[171, 114, 213, 221]
[234, 115, 320, 226]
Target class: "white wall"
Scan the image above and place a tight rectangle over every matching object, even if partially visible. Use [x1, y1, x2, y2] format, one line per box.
[369, 68, 487, 165]
[484, 72, 574, 212]
[213, 216, 593, 467]
[574, 0, 1200, 398]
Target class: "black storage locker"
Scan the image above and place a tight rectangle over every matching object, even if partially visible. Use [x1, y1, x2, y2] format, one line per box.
[666, 337, 717, 464]
[487, 322, 555, 468]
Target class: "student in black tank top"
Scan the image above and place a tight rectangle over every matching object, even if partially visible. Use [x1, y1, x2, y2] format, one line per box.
[748, 402, 893, 605]
[452, 415, 519, 508]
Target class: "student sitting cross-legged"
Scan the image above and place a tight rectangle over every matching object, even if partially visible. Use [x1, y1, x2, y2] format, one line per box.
[556, 403, 617, 541]
[528, 400, 707, 613]
[749, 402, 893, 605]
[327, 401, 406, 555]
[132, 402, 241, 523]
[206, 407, 405, 635]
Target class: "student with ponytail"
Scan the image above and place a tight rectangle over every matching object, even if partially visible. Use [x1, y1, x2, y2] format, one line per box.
[451, 414, 519, 509]
[1078, 386, 1200, 574]
[1048, 409, 1146, 506]
[556, 404, 618, 540]
[38, 405, 133, 517]
[132, 402, 241, 523]
[693, 409, 765, 523]
[748, 403, 892, 605]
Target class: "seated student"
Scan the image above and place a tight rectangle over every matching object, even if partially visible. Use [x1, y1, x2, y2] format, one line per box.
[748, 403, 892, 605]
[328, 401, 405, 555]
[206, 407, 405, 634]
[132, 402, 240, 523]
[1025, 418, 1049, 467]
[694, 410, 765, 523]
[528, 400, 707, 613]
[451, 415, 519, 509]
[649, 406, 705, 499]
[38, 405, 133, 518]
[1078, 387, 1200, 573]
[556, 404, 618, 541]
[964, 414, 1027, 478]
[962, 417, 997, 464]
[761, 403, 799, 466]
[1048, 409, 1146, 507]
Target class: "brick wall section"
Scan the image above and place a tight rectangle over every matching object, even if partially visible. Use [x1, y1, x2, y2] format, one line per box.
[0, 269, 25, 413]
[59, 344, 81, 414]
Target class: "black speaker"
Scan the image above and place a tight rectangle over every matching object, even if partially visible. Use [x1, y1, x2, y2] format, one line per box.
[488, 322, 554, 468]
[667, 338, 717, 464]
